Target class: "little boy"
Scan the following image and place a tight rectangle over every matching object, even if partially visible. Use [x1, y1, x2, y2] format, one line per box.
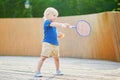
[35, 7, 70, 77]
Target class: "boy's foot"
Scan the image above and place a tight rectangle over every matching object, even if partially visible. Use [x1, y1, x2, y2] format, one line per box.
[34, 71, 42, 77]
[56, 70, 63, 75]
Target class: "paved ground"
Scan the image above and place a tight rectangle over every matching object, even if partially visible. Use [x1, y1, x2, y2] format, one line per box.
[0, 56, 120, 80]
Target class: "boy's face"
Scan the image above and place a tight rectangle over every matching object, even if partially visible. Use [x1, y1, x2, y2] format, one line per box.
[47, 13, 58, 21]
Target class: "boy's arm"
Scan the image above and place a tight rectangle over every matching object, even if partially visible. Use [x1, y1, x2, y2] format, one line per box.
[50, 22, 70, 28]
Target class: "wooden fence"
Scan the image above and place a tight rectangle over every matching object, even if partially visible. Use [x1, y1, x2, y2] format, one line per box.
[0, 12, 120, 61]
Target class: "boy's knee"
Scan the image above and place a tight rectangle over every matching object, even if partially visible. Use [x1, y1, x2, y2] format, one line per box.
[54, 57, 59, 61]
[40, 57, 47, 61]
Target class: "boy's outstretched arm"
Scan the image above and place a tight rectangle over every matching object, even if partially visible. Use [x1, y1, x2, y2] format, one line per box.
[50, 22, 70, 28]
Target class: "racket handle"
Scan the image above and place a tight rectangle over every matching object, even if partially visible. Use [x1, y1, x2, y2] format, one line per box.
[69, 26, 75, 28]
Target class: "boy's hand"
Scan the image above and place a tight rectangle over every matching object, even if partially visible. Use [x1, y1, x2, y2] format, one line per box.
[64, 23, 72, 28]
[58, 32, 65, 39]
[61, 23, 71, 28]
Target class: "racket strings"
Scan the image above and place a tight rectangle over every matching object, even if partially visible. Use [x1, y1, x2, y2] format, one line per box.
[77, 21, 91, 36]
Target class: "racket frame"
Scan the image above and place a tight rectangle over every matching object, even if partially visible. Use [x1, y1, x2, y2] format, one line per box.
[75, 20, 91, 37]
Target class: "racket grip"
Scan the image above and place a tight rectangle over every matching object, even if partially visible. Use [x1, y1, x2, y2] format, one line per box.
[69, 26, 75, 28]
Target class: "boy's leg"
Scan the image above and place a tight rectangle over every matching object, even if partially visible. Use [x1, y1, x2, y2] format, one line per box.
[35, 56, 47, 77]
[53, 57, 63, 75]
[37, 56, 47, 72]
[35, 42, 52, 77]
[53, 57, 59, 71]
[51, 45, 63, 75]
[36, 42, 50, 72]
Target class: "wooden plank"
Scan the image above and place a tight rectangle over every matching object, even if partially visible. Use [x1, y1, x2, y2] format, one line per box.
[108, 12, 120, 61]
[0, 12, 120, 61]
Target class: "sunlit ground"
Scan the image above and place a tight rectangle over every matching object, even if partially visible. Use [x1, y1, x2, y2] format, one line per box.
[0, 56, 120, 80]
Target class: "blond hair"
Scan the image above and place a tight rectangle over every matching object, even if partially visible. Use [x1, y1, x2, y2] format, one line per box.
[43, 7, 59, 20]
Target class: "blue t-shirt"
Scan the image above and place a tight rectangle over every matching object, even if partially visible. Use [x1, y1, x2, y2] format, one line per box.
[43, 20, 59, 46]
